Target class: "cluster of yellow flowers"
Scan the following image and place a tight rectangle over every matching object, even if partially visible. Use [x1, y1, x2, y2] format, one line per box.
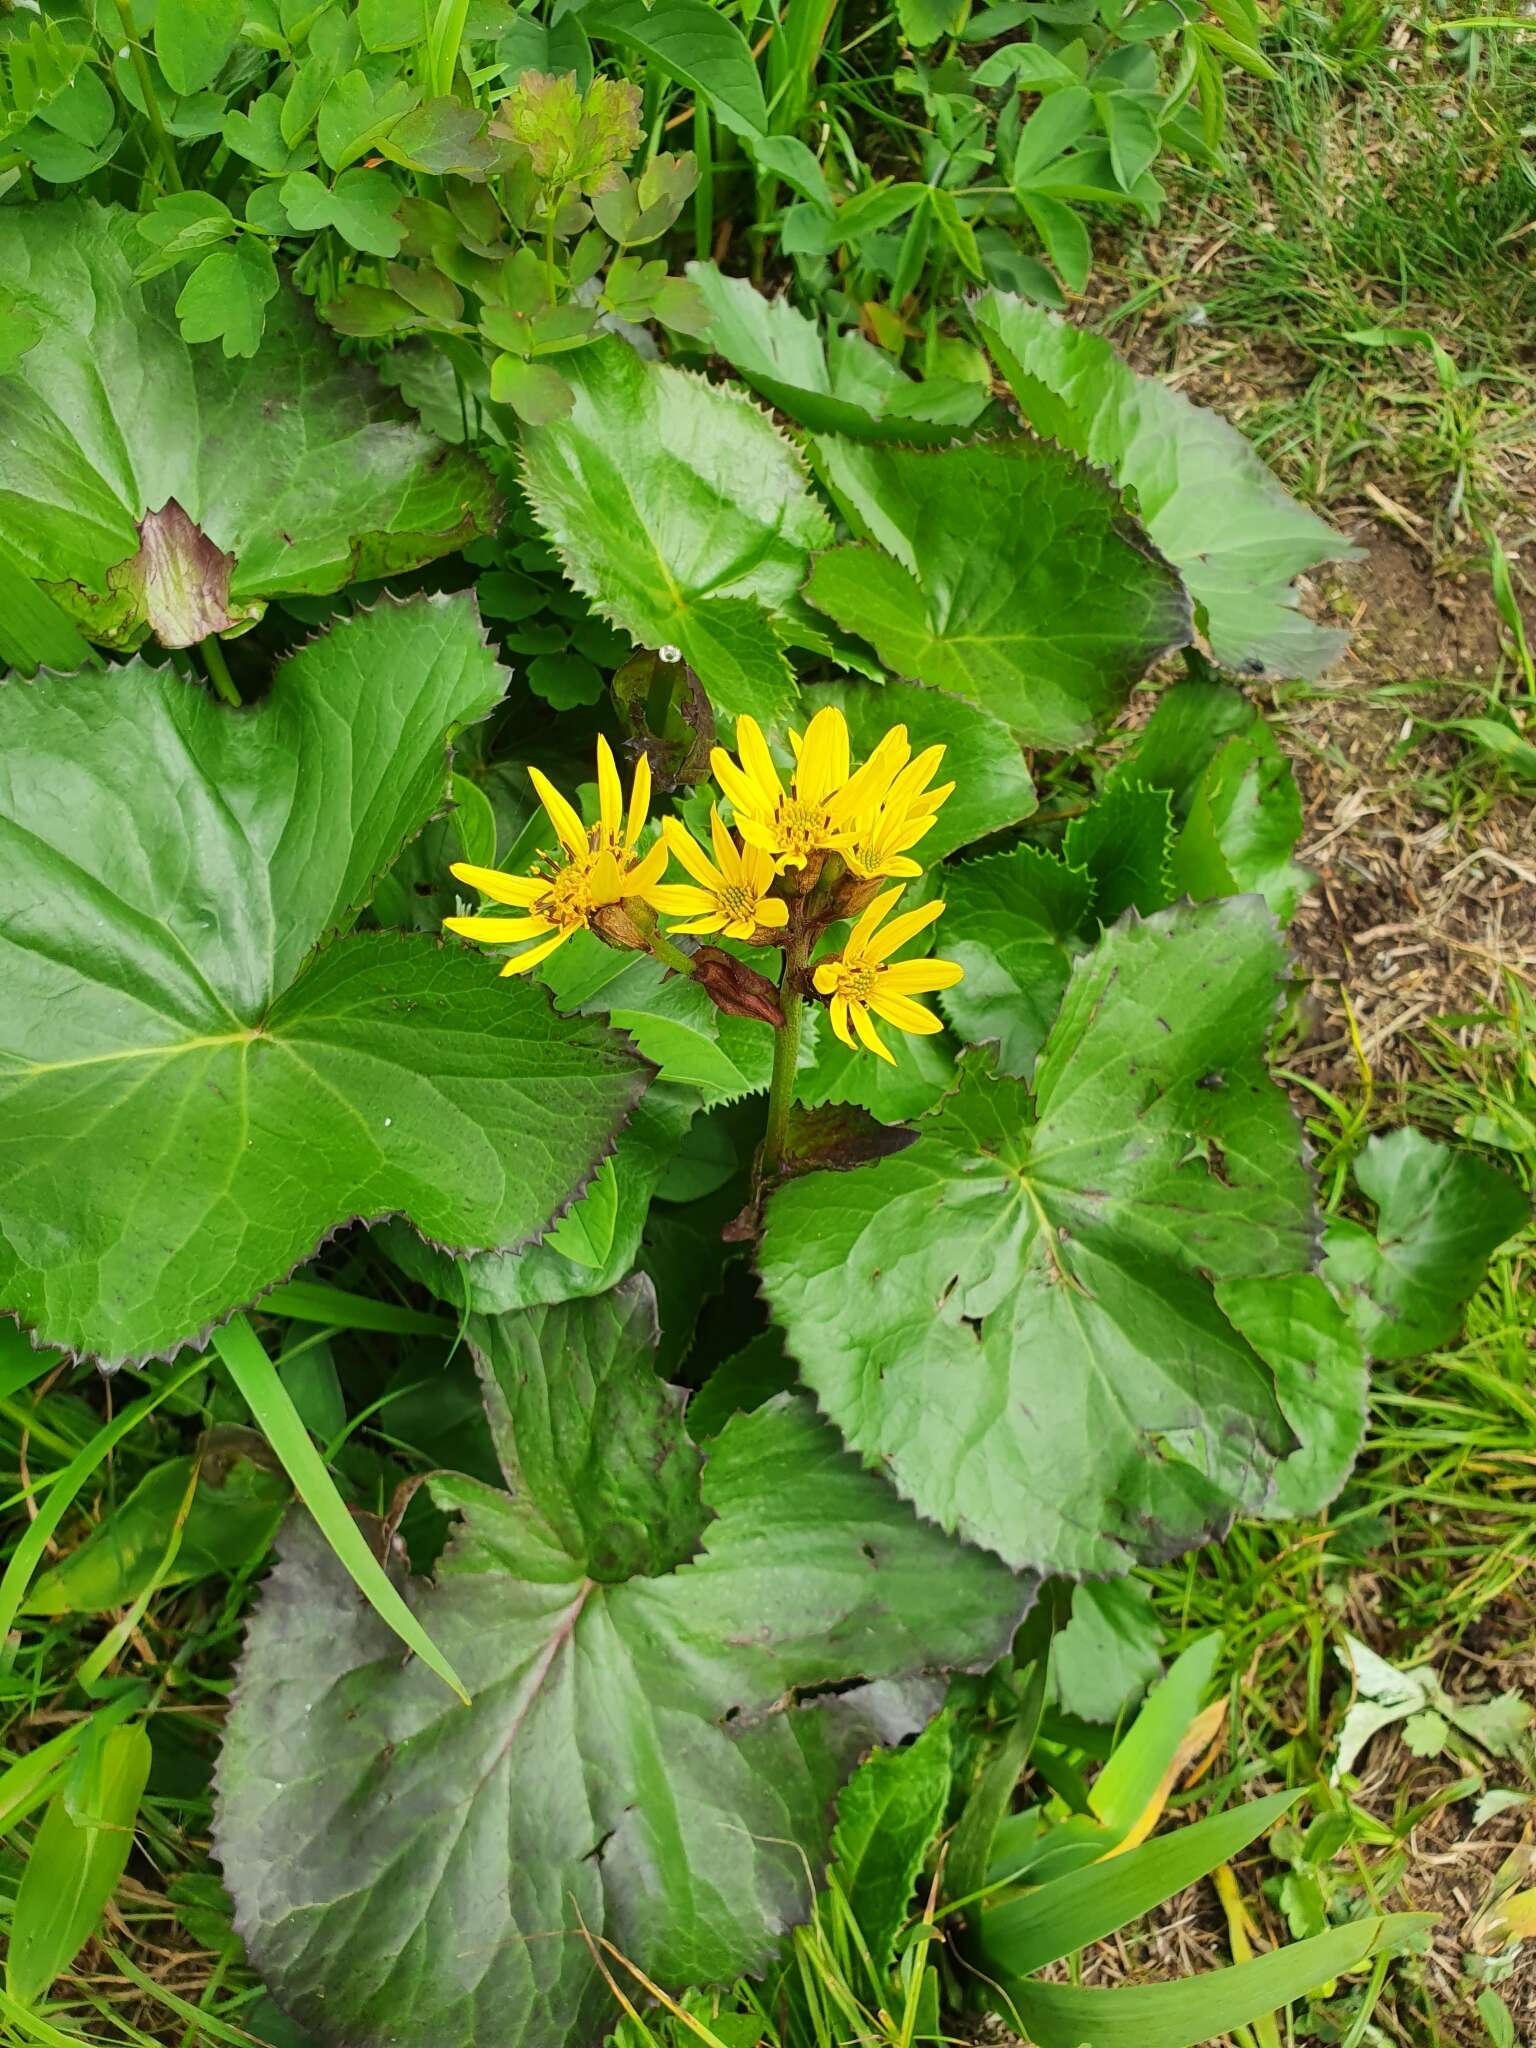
[445, 706, 964, 1064]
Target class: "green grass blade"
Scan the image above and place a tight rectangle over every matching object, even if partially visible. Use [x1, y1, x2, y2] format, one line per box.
[1088, 1631, 1223, 1835]
[972, 1789, 1301, 1976]
[0, 1724, 84, 1833]
[993, 1912, 1436, 2048]
[258, 1279, 451, 1336]
[0, 1356, 204, 1648]
[212, 1314, 469, 1704]
[7, 1721, 152, 2005]
[102, 1944, 263, 2048]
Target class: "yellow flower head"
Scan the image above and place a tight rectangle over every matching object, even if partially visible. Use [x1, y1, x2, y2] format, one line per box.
[709, 706, 905, 871]
[812, 885, 963, 1065]
[444, 736, 667, 975]
[843, 739, 955, 881]
[651, 809, 790, 940]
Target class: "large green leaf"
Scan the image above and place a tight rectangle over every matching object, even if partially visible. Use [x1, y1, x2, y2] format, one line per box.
[685, 263, 970, 446]
[760, 901, 1318, 1577]
[0, 597, 647, 1365]
[1123, 680, 1311, 921]
[1217, 1271, 1367, 1520]
[828, 1711, 953, 1973]
[588, 0, 766, 139]
[938, 844, 1094, 1077]
[974, 292, 1360, 680]
[216, 1281, 1029, 2048]
[519, 338, 833, 729]
[1322, 1128, 1527, 1359]
[804, 436, 1191, 748]
[0, 200, 496, 649]
[383, 1086, 697, 1314]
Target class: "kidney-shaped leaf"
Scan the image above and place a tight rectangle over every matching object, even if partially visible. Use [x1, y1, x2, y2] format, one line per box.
[974, 292, 1360, 681]
[1323, 1127, 1527, 1360]
[0, 199, 497, 648]
[383, 1085, 697, 1314]
[804, 435, 1191, 748]
[519, 338, 833, 729]
[0, 596, 647, 1365]
[215, 1280, 1029, 2048]
[760, 900, 1318, 1577]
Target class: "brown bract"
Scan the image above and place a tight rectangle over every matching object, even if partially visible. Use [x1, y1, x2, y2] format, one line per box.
[112, 498, 256, 648]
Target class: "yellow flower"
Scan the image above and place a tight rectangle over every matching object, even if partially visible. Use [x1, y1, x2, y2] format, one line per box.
[651, 809, 790, 939]
[812, 885, 963, 1065]
[444, 736, 667, 975]
[843, 740, 955, 881]
[709, 705, 904, 871]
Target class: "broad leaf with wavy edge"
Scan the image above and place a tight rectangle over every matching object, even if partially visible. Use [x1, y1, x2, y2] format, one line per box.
[0, 596, 647, 1365]
[215, 1280, 1029, 2048]
[761, 900, 1318, 1578]
[974, 292, 1360, 680]
[1322, 1128, 1527, 1360]
[0, 199, 496, 649]
[519, 338, 833, 730]
[383, 1086, 697, 1314]
[805, 436, 1192, 748]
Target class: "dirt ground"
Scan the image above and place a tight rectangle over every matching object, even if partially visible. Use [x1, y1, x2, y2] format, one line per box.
[1284, 526, 1536, 1096]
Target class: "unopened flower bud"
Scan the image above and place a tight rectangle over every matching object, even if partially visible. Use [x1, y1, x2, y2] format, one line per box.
[591, 898, 656, 952]
[689, 946, 786, 1027]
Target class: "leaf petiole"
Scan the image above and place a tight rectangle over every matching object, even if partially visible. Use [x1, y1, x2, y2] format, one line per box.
[198, 634, 240, 707]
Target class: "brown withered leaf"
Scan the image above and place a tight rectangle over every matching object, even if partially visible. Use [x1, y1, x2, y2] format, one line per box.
[612, 646, 715, 789]
[689, 947, 785, 1028]
[112, 499, 255, 649]
[777, 1101, 918, 1179]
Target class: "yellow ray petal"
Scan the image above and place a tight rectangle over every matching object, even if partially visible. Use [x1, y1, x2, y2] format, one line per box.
[498, 928, 574, 974]
[813, 960, 842, 995]
[449, 863, 545, 907]
[528, 767, 589, 859]
[444, 913, 552, 942]
[708, 803, 740, 877]
[650, 883, 717, 915]
[885, 745, 947, 810]
[845, 884, 907, 960]
[827, 725, 907, 823]
[741, 840, 780, 893]
[735, 717, 784, 806]
[595, 735, 623, 846]
[662, 817, 724, 890]
[754, 896, 789, 928]
[588, 848, 624, 905]
[666, 912, 729, 935]
[795, 705, 849, 804]
[867, 897, 945, 963]
[869, 990, 944, 1034]
[882, 957, 965, 994]
[625, 749, 651, 853]
[710, 749, 766, 821]
[624, 839, 669, 894]
[849, 1000, 896, 1064]
[738, 816, 790, 859]
[830, 993, 857, 1050]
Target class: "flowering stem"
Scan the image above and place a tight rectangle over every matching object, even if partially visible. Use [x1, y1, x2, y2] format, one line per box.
[760, 936, 807, 1179]
[645, 930, 695, 978]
